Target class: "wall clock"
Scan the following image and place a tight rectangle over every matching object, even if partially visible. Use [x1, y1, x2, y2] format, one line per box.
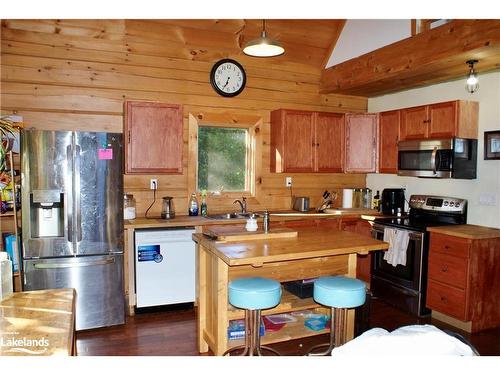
[210, 59, 246, 97]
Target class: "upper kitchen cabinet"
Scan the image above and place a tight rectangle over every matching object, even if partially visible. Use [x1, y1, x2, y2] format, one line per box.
[400, 100, 478, 141]
[125, 101, 183, 174]
[270, 109, 344, 173]
[344, 113, 379, 173]
[378, 110, 400, 174]
[315, 112, 345, 173]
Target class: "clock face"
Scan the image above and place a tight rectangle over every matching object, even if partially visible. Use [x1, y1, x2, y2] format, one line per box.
[210, 59, 246, 97]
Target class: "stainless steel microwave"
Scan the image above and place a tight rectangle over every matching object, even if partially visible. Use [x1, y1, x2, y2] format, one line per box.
[398, 138, 477, 179]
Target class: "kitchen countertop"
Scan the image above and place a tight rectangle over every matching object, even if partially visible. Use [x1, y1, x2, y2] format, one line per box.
[0, 289, 75, 356]
[428, 224, 500, 240]
[124, 209, 382, 229]
[193, 226, 389, 266]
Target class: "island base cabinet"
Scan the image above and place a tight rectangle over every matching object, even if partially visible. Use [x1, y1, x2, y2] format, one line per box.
[196, 243, 358, 355]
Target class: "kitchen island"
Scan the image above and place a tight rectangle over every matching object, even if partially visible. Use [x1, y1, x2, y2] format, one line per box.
[193, 226, 388, 355]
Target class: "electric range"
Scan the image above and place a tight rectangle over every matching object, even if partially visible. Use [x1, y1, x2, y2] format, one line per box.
[370, 194, 467, 316]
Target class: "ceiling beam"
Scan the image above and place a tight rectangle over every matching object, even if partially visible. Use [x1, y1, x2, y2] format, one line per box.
[320, 20, 500, 97]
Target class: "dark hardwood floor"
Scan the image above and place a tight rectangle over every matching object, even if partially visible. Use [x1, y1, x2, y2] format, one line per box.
[77, 298, 500, 356]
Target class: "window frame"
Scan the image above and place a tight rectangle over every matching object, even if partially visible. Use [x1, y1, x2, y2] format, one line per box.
[188, 112, 262, 201]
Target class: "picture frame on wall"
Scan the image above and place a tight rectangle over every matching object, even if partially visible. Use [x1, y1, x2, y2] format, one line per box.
[484, 131, 500, 160]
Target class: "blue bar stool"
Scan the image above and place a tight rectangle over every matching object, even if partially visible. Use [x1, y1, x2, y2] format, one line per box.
[223, 277, 282, 356]
[308, 276, 366, 356]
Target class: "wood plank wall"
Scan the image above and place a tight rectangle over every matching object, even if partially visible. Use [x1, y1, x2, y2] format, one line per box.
[0, 20, 368, 216]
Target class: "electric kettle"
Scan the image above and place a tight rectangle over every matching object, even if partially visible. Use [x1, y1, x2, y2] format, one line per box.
[161, 196, 175, 219]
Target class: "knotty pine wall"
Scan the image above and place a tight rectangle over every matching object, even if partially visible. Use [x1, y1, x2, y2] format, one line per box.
[0, 20, 368, 216]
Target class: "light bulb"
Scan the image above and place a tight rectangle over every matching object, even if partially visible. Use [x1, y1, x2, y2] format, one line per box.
[465, 60, 479, 94]
[466, 73, 478, 86]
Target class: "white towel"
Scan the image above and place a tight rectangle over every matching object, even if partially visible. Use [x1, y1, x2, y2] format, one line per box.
[383, 228, 410, 267]
[330, 325, 475, 356]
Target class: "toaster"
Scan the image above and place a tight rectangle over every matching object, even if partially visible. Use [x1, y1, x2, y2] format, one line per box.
[293, 196, 310, 212]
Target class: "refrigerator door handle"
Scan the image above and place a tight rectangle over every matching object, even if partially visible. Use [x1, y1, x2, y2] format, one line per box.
[33, 257, 116, 269]
[66, 144, 73, 244]
[74, 144, 82, 242]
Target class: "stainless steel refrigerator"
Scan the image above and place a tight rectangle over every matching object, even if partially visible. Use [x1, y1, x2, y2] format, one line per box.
[21, 130, 125, 330]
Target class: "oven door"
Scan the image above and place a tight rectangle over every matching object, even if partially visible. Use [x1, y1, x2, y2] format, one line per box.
[371, 224, 425, 291]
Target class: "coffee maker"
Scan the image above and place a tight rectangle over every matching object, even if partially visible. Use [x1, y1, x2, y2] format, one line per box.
[381, 188, 405, 215]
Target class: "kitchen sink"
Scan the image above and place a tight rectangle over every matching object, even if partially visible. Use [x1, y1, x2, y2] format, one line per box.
[206, 212, 260, 220]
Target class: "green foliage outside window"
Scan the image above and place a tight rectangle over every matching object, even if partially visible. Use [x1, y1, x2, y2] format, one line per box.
[197, 126, 247, 191]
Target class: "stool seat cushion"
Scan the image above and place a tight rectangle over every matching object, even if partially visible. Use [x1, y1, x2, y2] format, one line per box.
[313, 276, 366, 308]
[228, 277, 282, 310]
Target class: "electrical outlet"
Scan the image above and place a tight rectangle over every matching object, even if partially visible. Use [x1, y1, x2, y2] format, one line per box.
[150, 179, 158, 190]
[479, 192, 497, 206]
[285, 177, 292, 187]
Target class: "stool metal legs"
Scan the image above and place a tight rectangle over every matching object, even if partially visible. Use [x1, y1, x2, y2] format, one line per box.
[307, 307, 348, 356]
[223, 309, 280, 356]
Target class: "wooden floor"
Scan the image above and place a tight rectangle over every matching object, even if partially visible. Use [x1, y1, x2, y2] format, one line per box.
[76, 298, 500, 356]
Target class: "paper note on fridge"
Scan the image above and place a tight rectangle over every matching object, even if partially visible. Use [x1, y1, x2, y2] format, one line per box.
[98, 148, 113, 160]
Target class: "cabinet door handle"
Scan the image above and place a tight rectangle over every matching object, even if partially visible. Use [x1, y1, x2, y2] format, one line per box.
[444, 245, 450, 250]
[441, 265, 448, 272]
[440, 296, 446, 302]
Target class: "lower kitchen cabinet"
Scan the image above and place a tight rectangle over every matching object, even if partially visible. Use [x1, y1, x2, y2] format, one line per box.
[426, 229, 500, 332]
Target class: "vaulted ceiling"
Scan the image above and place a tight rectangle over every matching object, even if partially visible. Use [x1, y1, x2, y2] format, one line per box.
[3, 19, 499, 97]
[1, 19, 345, 70]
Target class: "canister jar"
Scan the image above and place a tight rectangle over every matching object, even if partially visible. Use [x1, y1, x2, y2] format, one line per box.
[124, 194, 136, 220]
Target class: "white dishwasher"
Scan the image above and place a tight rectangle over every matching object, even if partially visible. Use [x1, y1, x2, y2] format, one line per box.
[135, 227, 196, 308]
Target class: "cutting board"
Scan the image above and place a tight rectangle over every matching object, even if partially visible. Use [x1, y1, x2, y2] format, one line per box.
[323, 208, 379, 215]
[204, 225, 298, 242]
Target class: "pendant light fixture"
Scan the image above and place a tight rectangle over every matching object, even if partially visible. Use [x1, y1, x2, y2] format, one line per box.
[243, 20, 284, 57]
[465, 59, 479, 94]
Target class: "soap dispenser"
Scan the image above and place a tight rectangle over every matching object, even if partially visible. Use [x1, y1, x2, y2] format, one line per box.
[188, 193, 199, 216]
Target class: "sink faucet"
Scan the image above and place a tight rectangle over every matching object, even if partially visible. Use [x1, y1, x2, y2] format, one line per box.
[233, 197, 247, 214]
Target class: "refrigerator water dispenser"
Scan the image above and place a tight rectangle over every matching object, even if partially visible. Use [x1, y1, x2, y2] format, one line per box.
[29, 190, 64, 238]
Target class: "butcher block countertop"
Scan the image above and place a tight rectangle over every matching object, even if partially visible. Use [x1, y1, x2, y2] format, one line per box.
[0, 289, 75, 356]
[428, 224, 500, 240]
[193, 226, 389, 266]
[124, 209, 382, 229]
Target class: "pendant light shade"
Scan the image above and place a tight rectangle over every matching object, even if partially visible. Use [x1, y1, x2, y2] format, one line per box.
[243, 20, 284, 57]
[465, 59, 479, 94]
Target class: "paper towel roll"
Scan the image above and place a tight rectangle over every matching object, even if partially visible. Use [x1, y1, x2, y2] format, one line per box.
[342, 189, 353, 208]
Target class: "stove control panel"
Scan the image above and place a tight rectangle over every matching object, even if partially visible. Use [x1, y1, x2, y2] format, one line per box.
[409, 195, 467, 213]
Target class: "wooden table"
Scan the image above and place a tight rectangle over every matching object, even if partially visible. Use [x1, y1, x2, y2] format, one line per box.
[0, 289, 76, 356]
[193, 227, 388, 355]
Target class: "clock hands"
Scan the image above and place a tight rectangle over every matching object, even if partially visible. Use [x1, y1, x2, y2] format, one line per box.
[222, 77, 230, 89]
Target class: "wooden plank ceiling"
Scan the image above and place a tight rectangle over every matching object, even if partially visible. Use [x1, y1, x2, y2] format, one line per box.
[321, 20, 500, 97]
[1, 19, 345, 69]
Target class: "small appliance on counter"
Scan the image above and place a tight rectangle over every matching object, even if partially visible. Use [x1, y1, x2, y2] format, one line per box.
[161, 196, 175, 219]
[293, 196, 310, 212]
[381, 188, 405, 215]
